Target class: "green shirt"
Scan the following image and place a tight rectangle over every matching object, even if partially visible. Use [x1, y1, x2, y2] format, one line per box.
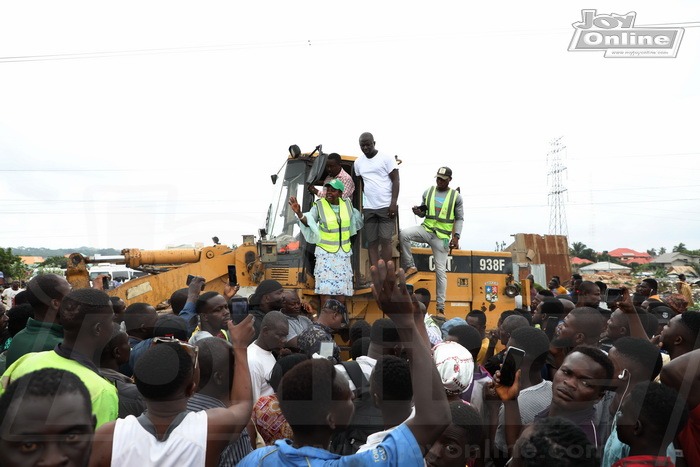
[0, 350, 118, 428]
[5, 318, 63, 367]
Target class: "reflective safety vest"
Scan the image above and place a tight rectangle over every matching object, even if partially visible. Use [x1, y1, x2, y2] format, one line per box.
[316, 198, 352, 253]
[422, 186, 457, 240]
[191, 326, 230, 342]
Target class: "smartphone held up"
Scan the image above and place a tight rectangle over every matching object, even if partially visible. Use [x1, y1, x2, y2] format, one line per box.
[499, 346, 525, 387]
[227, 265, 238, 286]
[186, 275, 205, 290]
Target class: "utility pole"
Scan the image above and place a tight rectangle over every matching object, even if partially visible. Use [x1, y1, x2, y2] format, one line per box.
[547, 137, 568, 237]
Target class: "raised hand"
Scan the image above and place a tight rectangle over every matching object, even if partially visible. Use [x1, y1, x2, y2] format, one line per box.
[228, 314, 254, 349]
[370, 260, 415, 327]
[615, 286, 636, 315]
[223, 283, 240, 300]
[493, 369, 522, 402]
[187, 275, 206, 298]
[288, 196, 301, 216]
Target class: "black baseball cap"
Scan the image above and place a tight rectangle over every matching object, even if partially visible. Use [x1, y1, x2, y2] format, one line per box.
[436, 167, 452, 180]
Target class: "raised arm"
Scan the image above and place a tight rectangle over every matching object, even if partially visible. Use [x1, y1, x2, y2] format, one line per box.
[493, 369, 523, 456]
[179, 276, 206, 336]
[371, 260, 449, 453]
[288, 196, 309, 227]
[616, 287, 649, 341]
[204, 315, 255, 466]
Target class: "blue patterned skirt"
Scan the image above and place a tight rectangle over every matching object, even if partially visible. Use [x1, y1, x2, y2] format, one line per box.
[314, 247, 353, 296]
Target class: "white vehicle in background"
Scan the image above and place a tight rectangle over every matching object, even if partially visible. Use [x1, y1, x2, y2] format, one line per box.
[88, 264, 146, 288]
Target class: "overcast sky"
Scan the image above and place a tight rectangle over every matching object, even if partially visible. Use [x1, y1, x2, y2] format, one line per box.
[1, 1, 698, 254]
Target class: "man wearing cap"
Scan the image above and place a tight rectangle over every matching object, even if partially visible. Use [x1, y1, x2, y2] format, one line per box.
[289, 179, 363, 306]
[296, 299, 348, 364]
[399, 167, 463, 314]
[650, 305, 676, 337]
[247, 279, 285, 340]
[356, 132, 400, 266]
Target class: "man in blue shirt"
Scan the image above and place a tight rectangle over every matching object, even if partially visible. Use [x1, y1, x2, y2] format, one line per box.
[238, 260, 451, 466]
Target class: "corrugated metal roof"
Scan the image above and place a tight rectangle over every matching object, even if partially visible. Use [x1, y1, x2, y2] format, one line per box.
[508, 233, 571, 282]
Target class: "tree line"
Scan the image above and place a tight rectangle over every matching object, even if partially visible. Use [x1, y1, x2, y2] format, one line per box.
[0, 247, 121, 282]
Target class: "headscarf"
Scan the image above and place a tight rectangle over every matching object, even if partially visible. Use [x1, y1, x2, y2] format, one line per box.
[433, 341, 474, 395]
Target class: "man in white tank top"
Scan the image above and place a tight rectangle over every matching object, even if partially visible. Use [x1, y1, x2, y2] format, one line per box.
[89, 315, 255, 467]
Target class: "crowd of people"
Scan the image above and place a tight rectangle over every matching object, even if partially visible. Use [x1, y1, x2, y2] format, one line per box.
[0, 260, 700, 467]
[1, 263, 699, 466]
[0, 132, 698, 466]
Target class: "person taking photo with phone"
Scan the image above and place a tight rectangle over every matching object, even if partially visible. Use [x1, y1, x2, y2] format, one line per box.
[296, 299, 348, 364]
[494, 345, 614, 459]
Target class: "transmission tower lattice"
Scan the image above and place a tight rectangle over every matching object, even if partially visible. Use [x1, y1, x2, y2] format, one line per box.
[547, 137, 568, 237]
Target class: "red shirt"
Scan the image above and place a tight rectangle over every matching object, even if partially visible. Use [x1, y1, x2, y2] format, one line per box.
[678, 403, 700, 466]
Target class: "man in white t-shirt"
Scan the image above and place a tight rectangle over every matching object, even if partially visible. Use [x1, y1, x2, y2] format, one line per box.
[247, 311, 288, 403]
[355, 132, 400, 266]
[1, 281, 22, 309]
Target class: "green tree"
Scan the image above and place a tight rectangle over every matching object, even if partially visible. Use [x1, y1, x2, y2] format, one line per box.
[40, 256, 68, 269]
[569, 241, 597, 262]
[598, 250, 612, 262]
[34, 267, 65, 276]
[659, 247, 667, 255]
[654, 267, 668, 278]
[0, 247, 29, 282]
[569, 241, 586, 256]
[646, 248, 657, 257]
[673, 243, 689, 253]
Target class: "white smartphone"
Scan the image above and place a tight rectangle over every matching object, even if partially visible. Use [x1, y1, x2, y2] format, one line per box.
[320, 341, 334, 358]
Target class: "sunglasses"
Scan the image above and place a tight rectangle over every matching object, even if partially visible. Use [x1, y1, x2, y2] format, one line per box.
[151, 336, 199, 369]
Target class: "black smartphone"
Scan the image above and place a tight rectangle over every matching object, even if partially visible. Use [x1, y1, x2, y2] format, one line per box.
[499, 346, 525, 387]
[606, 288, 623, 306]
[418, 204, 428, 212]
[227, 265, 238, 286]
[186, 274, 205, 290]
[102, 277, 109, 289]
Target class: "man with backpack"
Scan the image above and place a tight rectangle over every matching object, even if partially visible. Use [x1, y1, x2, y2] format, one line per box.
[330, 318, 405, 454]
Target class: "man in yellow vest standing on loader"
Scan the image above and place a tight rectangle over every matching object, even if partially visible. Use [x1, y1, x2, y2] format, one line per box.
[289, 179, 363, 307]
[399, 167, 463, 314]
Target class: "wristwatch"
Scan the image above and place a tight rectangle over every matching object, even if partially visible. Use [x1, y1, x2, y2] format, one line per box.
[453, 234, 460, 239]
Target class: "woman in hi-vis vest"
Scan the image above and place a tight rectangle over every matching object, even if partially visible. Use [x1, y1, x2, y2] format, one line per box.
[289, 179, 363, 307]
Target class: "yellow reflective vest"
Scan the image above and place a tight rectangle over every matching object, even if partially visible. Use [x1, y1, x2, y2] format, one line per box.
[422, 186, 457, 240]
[316, 198, 352, 253]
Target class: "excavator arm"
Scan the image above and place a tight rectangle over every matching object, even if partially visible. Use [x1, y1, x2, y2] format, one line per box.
[67, 243, 260, 307]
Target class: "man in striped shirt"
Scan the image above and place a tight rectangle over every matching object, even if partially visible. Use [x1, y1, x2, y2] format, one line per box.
[187, 337, 255, 466]
[309, 153, 355, 200]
